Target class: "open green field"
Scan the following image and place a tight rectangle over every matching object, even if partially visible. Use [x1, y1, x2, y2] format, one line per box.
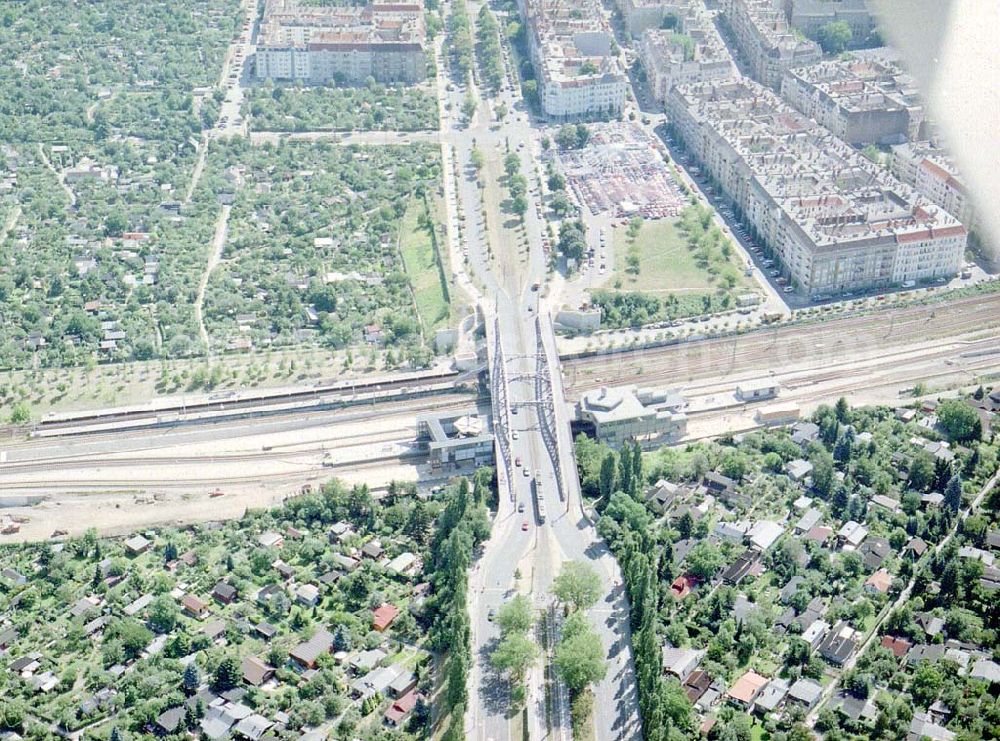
[588, 208, 759, 328]
[608, 218, 752, 294]
[399, 197, 452, 334]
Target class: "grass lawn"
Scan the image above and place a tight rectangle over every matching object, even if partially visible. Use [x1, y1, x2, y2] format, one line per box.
[750, 721, 772, 741]
[588, 216, 759, 327]
[399, 197, 452, 334]
[606, 218, 753, 295]
[570, 688, 596, 741]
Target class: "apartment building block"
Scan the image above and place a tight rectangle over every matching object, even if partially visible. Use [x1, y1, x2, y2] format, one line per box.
[720, 0, 821, 89]
[786, 0, 877, 47]
[890, 141, 975, 228]
[255, 0, 427, 85]
[639, 4, 736, 102]
[617, 0, 689, 37]
[781, 56, 923, 145]
[520, 0, 627, 118]
[667, 79, 966, 295]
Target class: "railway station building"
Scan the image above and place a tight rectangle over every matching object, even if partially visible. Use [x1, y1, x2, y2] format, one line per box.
[575, 385, 687, 449]
[416, 409, 494, 468]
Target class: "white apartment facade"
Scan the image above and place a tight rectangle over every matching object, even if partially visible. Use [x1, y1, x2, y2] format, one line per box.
[639, 6, 736, 102]
[521, 0, 627, 118]
[255, 0, 427, 85]
[667, 79, 966, 295]
[891, 142, 975, 228]
[720, 0, 821, 89]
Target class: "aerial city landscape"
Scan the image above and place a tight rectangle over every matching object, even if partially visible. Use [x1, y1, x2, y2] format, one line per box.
[0, 0, 997, 739]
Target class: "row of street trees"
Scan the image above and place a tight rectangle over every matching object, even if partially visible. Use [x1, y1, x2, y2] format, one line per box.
[428, 472, 493, 740]
[489, 560, 608, 732]
[475, 6, 504, 93]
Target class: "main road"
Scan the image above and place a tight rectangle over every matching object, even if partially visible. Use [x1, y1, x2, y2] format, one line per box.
[435, 5, 642, 740]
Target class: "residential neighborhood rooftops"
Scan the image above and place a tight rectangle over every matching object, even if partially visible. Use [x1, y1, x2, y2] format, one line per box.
[728, 669, 769, 705]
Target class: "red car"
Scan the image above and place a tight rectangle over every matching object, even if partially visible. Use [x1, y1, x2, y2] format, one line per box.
[521, 522, 529, 531]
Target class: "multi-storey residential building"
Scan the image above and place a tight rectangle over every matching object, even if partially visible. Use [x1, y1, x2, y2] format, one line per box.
[520, 0, 627, 118]
[667, 79, 966, 295]
[786, 0, 877, 47]
[255, 0, 427, 85]
[617, 0, 688, 37]
[639, 5, 736, 102]
[781, 57, 923, 145]
[720, 0, 821, 89]
[890, 141, 975, 228]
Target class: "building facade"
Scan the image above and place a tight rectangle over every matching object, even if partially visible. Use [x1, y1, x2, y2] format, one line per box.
[890, 141, 976, 229]
[786, 0, 877, 47]
[720, 0, 821, 89]
[639, 4, 736, 103]
[667, 79, 966, 296]
[520, 0, 627, 118]
[617, 0, 688, 37]
[255, 0, 427, 85]
[781, 57, 922, 145]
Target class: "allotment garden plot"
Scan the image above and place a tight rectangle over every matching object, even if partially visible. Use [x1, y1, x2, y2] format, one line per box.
[200, 140, 449, 355]
[0, 0, 241, 143]
[246, 83, 440, 133]
[0, 0, 244, 371]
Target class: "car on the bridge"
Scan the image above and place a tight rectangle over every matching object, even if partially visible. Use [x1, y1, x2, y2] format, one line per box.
[515, 456, 522, 467]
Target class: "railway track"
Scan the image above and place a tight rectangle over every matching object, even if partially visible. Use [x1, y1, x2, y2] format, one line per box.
[564, 293, 1000, 393]
[9, 393, 480, 450]
[0, 450, 424, 491]
[34, 367, 466, 432]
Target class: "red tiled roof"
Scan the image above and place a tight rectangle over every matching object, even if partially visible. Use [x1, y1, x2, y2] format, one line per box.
[372, 603, 400, 631]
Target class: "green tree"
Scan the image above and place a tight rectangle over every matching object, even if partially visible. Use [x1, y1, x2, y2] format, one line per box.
[908, 452, 936, 491]
[816, 21, 852, 54]
[149, 594, 179, 633]
[554, 620, 607, 692]
[811, 451, 835, 498]
[598, 453, 616, 498]
[937, 399, 982, 443]
[9, 402, 29, 424]
[944, 472, 963, 512]
[504, 152, 521, 178]
[552, 561, 602, 612]
[491, 632, 539, 681]
[182, 663, 200, 695]
[461, 94, 477, 120]
[909, 661, 943, 707]
[685, 541, 723, 580]
[834, 396, 851, 423]
[108, 619, 152, 661]
[496, 594, 534, 635]
[213, 655, 241, 691]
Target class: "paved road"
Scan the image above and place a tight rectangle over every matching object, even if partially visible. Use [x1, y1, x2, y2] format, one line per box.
[445, 5, 642, 738]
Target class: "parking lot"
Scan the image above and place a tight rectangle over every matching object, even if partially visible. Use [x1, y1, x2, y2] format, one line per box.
[558, 122, 685, 220]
